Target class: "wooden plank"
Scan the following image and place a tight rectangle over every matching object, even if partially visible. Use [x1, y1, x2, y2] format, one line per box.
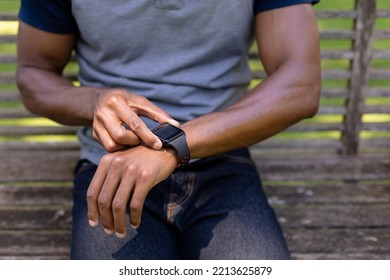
[250, 50, 355, 60]
[253, 69, 353, 80]
[376, 9, 390, 18]
[360, 138, 390, 148]
[0, 151, 79, 182]
[320, 50, 354, 60]
[264, 184, 390, 205]
[321, 70, 352, 79]
[369, 88, 390, 97]
[0, 72, 78, 84]
[253, 155, 390, 181]
[362, 122, 390, 131]
[373, 50, 390, 59]
[256, 139, 341, 149]
[284, 228, 390, 258]
[316, 10, 357, 19]
[320, 30, 355, 40]
[364, 105, 390, 114]
[285, 123, 343, 132]
[374, 30, 390, 39]
[252, 148, 340, 157]
[0, 54, 16, 63]
[341, 0, 376, 155]
[0, 141, 79, 152]
[0, 255, 70, 260]
[320, 30, 390, 40]
[0, 90, 20, 102]
[274, 204, 390, 228]
[0, 185, 73, 206]
[318, 106, 346, 114]
[0, 207, 72, 230]
[321, 88, 349, 98]
[370, 69, 390, 79]
[0, 126, 79, 136]
[0, 35, 16, 43]
[0, 230, 70, 259]
[0, 107, 36, 118]
[0, 72, 16, 83]
[0, 13, 18, 21]
[293, 253, 390, 260]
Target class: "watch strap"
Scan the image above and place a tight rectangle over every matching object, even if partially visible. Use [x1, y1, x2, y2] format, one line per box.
[168, 132, 190, 167]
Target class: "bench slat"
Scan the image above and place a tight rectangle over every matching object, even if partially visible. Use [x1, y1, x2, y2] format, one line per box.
[275, 204, 390, 228]
[0, 141, 79, 151]
[0, 230, 70, 259]
[0, 108, 36, 118]
[264, 183, 390, 205]
[0, 151, 79, 182]
[252, 155, 390, 181]
[0, 126, 79, 136]
[0, 207, 72, 230]
[286, 228, 390, 259]
[0, 185, 72, 206]
[0, 13, 18, 21]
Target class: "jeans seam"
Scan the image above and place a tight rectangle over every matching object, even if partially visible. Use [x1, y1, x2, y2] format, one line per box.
[166, 172, 195, 223]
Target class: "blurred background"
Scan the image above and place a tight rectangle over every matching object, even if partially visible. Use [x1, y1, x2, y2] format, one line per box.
[0, 0, 389, 152]
[0, 0, 389, 260]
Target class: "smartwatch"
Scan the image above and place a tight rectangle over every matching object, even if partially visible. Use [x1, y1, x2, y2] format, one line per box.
[151, 123, 190, 168]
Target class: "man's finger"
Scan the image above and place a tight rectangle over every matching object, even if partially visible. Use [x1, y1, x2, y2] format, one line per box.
[128, 180, 150, 229]
[87, 156, 112, 227]
[112, 179, 135, 238]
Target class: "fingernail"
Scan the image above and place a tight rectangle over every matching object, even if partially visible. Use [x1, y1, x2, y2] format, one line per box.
[130, 223, 139, 230]
[169, 119, 180, 127]
[116, 232, 126, 238]
[104, 228, 113, 235]
[153, 141, 162, 150]
[88, 219, 98, 227]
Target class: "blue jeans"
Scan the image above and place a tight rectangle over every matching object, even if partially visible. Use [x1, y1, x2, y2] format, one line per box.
[71, 148, 290, 259]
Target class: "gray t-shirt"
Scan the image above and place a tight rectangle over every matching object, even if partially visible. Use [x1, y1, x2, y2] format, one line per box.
[19, 0, 319, 165]
[74, 0, 255, 164]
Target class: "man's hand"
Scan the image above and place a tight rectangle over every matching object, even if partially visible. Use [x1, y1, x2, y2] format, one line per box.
[93, 88, 180, 152]
[86, 145, 179, 238]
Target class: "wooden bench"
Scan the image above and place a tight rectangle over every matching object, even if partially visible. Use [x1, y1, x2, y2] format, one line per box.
[1, 0, 389, 259]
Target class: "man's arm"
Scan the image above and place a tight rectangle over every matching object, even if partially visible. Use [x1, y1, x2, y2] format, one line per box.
[87, 4, 321, 236]
[182, 4, 321, 158]
[16, 22, 85, 123]
[16, 22, 178, 151]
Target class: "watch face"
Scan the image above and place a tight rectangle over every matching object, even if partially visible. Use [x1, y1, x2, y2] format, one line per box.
[151, 123, 183, 141]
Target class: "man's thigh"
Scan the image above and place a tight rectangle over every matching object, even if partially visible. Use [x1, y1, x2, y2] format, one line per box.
[175, 153, 290, 260]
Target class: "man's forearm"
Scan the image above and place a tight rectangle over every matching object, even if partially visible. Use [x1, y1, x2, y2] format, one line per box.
[182, 61, 321, 159]
[17, 66, 102, 126]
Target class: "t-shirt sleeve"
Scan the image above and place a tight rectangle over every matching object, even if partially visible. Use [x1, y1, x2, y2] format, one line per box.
[18, 0, 77, 34]
[254, 0, 319, 14]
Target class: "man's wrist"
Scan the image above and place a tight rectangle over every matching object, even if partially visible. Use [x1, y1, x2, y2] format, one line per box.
[151, 123, 190, 168]
[162, 147, 181, 171]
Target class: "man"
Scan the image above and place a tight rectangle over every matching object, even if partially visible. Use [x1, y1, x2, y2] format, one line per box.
[17, 0, 320, 259]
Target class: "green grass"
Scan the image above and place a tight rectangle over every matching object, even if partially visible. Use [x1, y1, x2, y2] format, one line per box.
[0, 0, 20, 12]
